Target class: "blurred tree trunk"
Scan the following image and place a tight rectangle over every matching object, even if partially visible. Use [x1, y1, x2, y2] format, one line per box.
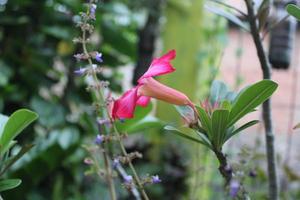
[132, 0, 166, 85]
[157, 0, 203, 122]
[157, 1, 214, 200]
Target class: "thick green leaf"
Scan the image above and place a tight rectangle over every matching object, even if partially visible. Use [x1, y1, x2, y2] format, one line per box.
[175, 105, 195, 120]
[225, 120, 259, 142]
[209, 80, 228, 105]
[227, 80, 277, 127]
[205, 4, 249, 31]
[221, 100, 232, 111]
[212, 109, 229, 149]
[0, 179, 22, 192]
[196, 106, 213, 139]
[286, 4, 300, 21]
[195, 130, 213, 149]
[164, 125, 212, 148]
[0, 114, 8, 139]
[293, 122, 300, 130]
[0, 109, 38, 155]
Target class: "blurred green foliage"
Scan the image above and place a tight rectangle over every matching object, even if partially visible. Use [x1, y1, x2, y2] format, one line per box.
[0, 0, 138, 199]
[0, 0, 191, 199]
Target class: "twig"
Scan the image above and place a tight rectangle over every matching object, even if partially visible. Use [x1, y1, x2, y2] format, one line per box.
[244, 1, 279, 199]
[112, 125, 150, 200]
[115, 161, 142, 200]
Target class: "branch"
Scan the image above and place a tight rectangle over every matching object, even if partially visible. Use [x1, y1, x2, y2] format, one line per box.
[244, 1, 279, 199]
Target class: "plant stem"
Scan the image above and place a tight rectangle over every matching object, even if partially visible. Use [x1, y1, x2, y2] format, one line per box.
[112, 125, 150, 200]
[244, 1, 279, 199]
[82, 28, 117, 200]
[214, 149, 232, 185]
[82, 28, 149, 200]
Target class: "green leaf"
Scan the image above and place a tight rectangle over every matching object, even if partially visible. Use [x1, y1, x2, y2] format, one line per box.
[0, 109, 38, 155]
[0, 114, 9, 139]
[175, 105, 195, 119]
[116, 102, 159, 133]
[225, 120, 259, 142]
[286, 4, 300, 21]
[124, 116, 163, 133]
[209, 80, 228, 105]
[212, 109, 229, 149]
[205, 4, 249, 31]
[221, 100, 232, 111]
[0, 179, 22, 192]
[228, 80, 278, 127]
[194, 130, 213, 149]
[196, 106, 213, 139]
[164, 125, 212, 149]
[41, 26, 73, 40]
[257, 0, 271, 30]
[293, 122, 300, 130]
[0, 144, 34, 176]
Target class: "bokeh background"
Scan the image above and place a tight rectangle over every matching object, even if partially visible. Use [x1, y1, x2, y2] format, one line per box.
[1, 0, 300, 199]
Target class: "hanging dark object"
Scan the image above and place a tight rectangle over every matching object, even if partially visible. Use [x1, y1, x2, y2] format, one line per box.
[269, 0, 297, 69]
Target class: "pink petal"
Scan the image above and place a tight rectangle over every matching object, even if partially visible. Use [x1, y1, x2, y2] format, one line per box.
[112, 87, 139, 119]
[158, 49, 176, 62]
[138, 50, 176, 83]
[136, 96, 151, 107]
[138, 77, 193, 106]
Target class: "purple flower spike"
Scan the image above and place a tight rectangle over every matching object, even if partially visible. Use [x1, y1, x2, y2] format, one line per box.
[151, 175, 161, 184]
[74, 67, 87, 76]
[90, 4, 97, 19]
[229, 180, 240, 198]
[124, 175, 133, 183]
[94, 134, 104, 145]
[95, 52, 103, 63]
[97, 118, 110, 125]
[112, 158, 120, 169]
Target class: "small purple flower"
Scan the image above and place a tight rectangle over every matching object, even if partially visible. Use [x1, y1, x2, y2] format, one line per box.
[94, 134, 104, 145]
[74, 67, 87, 76]
[112, 158, 120, 169]
[124, 175, 133, 184]
[229, 180, 240, 198]
[97, 118, 110, 125]
[151, 175, 161, 184]
[95, 52, 103, 63]
[74, 53, 83, 61]
[90, 4, 97, 19]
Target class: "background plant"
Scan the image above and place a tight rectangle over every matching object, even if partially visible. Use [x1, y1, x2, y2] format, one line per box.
[0, 109, 38, 197]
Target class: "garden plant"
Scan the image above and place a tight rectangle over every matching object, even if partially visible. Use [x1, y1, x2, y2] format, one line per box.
[1, 0, 300, 200]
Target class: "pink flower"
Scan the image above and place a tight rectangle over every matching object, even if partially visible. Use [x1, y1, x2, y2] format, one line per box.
[112, 50, 194, 119]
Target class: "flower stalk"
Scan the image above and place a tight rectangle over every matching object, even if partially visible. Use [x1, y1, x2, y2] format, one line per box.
[80, 4, 117, 200]
[76, 1, 150, 199]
